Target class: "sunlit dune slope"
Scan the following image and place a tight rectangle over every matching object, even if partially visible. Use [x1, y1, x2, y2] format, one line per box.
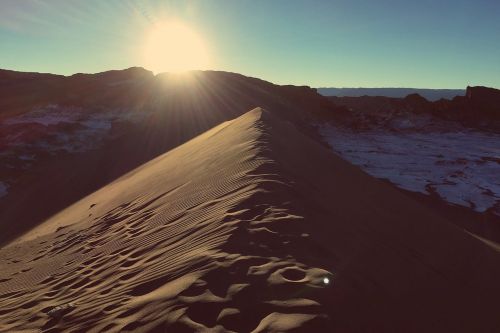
[0, 69, 343, 244]
[1, 108, 500, 332]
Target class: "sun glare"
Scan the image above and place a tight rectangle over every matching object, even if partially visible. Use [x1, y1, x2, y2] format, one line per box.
[143, 22, 210, 74]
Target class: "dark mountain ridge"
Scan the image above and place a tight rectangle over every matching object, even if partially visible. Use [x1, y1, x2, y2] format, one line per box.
[329, 86, 500, 130]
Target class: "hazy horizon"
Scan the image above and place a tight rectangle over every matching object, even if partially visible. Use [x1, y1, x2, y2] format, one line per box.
[1, 0, 500, 88]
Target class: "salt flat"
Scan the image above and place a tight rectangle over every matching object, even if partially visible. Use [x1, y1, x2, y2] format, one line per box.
[321, 125, 500, 215]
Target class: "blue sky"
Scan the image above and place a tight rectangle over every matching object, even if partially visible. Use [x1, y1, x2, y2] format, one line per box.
[1, 0, 499, 88]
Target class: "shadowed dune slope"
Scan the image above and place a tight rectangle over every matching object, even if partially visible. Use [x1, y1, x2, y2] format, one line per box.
[1, 108, 500, 332]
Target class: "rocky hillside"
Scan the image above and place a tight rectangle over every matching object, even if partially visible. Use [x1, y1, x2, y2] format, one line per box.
[329, 86, 500, 131]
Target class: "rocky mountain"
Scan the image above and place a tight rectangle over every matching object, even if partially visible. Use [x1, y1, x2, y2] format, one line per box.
[329, 87, 500, 130]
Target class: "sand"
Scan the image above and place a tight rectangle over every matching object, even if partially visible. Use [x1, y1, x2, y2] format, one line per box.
[0, 70, 336, 245]
[1, 108, 500, 332]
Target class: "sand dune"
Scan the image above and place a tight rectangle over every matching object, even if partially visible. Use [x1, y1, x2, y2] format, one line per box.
[0, 69, 340, 245]
[1, 108, 500, 332]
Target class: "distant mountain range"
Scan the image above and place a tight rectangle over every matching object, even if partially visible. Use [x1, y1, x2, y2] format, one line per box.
[328, 86, 500, 129]
[317, 88, 465, 101]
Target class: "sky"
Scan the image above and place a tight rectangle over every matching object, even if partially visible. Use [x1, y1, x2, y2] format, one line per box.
[1, 0, 500, 88]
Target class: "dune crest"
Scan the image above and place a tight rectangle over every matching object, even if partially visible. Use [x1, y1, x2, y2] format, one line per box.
[1, 108, 499, 332]
[0, 108, 331, 332]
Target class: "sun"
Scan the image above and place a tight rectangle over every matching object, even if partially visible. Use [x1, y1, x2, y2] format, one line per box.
[143, 21, 210, 74]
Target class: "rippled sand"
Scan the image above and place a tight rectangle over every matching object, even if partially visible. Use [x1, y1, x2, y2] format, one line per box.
[1, 108, 499, 332]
